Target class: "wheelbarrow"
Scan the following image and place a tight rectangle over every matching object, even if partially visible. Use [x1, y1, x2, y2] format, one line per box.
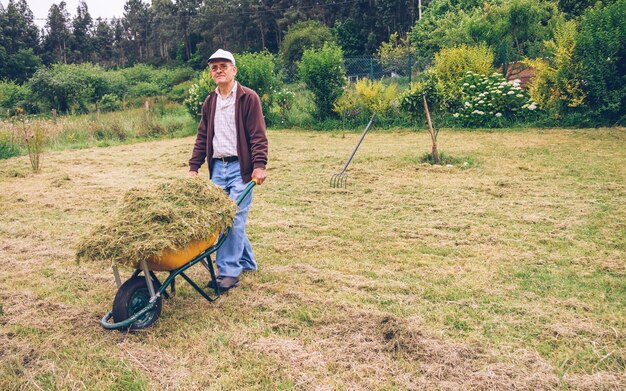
[100, 179, 256, 331]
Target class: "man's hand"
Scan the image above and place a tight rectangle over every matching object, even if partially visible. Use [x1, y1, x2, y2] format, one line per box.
[252, 168, 267, 185]
[188, 170, 198, 177]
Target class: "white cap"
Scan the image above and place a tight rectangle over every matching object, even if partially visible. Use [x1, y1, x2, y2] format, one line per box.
[208, 49, 235, 65]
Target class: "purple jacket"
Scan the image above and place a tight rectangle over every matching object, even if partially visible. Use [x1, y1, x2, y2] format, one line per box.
[189, 83, 268, 183]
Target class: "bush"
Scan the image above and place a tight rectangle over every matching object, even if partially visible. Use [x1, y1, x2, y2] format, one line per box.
[453, 71, 537, 127]
[574, 0, 626, 125]
[184, 68, 215, 118]
[29, 64, 96, 113]
[129, 82, 161, 98]
[298, 43, 346, 119]
[99, 94, 123, 112]
[433, 44, 495, 109]
[280, 20, 336, 80]
[399, 71, 444, 122]
[0, 81, 32, 113]
[377, 33, 412, 76]
[272, 87, 296, 126]
[525, 20, 586, 119]
[235, 51, 281, 118]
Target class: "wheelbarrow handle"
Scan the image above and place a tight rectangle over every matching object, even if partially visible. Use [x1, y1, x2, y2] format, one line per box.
[100, 299, 157, 330]
[235, 179, 257, 206]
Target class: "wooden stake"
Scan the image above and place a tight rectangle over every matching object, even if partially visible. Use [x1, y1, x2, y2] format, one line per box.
[423, 95, 439, 163]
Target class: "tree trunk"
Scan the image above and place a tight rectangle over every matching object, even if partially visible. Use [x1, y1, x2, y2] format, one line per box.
[423, 95, 440, 164]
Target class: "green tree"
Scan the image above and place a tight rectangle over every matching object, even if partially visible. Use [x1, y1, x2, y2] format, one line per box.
[123, 0, 150, 62]
[377, 32, 412, 76]
[332, 18, 366, 56]
[574, 0, 626, 124]
[92, 18, 114, 65]
[236, 51, 280, 117]
[280, 20, 335, 79]
[70, 1, 93, 63]
[298, 43, 346, 119]
[42, 2, 71, 64]
[0, 0, 42, 80]
[558, 0, 617, 17]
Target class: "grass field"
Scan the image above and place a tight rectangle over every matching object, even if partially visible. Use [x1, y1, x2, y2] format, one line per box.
[0, 127, 624, 389]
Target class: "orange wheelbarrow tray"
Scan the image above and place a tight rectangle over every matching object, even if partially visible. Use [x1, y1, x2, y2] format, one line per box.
[100, 180, 256, 331]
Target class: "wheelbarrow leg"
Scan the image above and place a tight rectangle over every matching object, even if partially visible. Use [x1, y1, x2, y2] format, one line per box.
[139, 259, 156, 298]
[112, 266, 122, 289]
[201, 256, 220, 296]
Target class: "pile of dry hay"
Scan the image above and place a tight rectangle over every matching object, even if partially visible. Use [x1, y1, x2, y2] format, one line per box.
[76, 177, 237, 268]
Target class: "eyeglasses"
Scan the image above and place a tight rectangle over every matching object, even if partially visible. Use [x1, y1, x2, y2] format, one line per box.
[210, 63, 232, 72]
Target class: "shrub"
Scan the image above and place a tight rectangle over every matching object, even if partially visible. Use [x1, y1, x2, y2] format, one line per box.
[453, 71, 537, 127]
[353, 78, 399, 115]
[525, 20, 586, 119]
[298, 43, 346, 119]
[0, 81, 32, 113]
[377, 33, 412, 76]
[184, 69, 215, 118]
[99, 94, 123, 112]
[333, 88, 364, 126]
[433, 44, 495, 109]
[280, 20, 336, 79]
[272, 87, 296, 126]
[399, 71, 444, 121]
[236, 51, 281, 117]
[574, 0, 626, 124]
[29, 64, 93, 113]
[14, 112, 46, 172]
[129, 82, 161, 98]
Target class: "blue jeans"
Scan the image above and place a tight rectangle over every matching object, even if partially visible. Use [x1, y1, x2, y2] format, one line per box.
[210, 159, 257, 277]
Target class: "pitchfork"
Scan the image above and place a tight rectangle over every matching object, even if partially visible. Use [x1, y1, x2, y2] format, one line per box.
[330, 113, 376, 188]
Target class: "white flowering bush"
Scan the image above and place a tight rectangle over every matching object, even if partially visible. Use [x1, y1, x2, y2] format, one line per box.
[453, 71, 538, 127]
[273, 88, 295, 125]
[183, 69, 214, 118]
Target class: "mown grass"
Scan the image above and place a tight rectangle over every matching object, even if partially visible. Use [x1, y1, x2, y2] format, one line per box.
[0, 127, 624, 389]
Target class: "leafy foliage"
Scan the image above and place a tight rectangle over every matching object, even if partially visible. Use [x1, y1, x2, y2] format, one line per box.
[574, 0, 626, 124]
[453, 72, 537, 127]
[235, 51, 281, 118]
[399, 73, 443, 121]
[280, 21, 336, 79]
[433, 44, 495, 109]
[525, 20, 586, 119]
[0, 81, 32, 113]
[184, 68, 214, 118]
[377, 33, 412, 76]
[298, 43, 347, 119]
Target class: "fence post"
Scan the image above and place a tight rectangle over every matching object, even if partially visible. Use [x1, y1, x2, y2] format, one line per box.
[408, 53, 412, 84]
[52, 109, 57, 124]
[369, 57, 374, 80]
[96, 103, 100, 121]
[145, 99, 150, 125]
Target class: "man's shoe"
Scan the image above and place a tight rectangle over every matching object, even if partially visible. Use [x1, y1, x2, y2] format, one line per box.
[207, 275, 223, 290]
[217, 276, 240, 291]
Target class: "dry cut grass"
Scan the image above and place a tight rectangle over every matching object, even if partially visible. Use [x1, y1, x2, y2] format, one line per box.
[0, 127, 624, 389]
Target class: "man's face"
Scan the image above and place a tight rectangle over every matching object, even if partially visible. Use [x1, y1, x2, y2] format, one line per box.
[209, 60, 237, 86]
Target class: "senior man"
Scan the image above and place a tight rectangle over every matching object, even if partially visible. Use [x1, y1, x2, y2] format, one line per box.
[188, 49, 268, 291]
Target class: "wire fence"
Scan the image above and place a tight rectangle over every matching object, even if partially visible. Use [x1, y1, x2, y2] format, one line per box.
[282, 55, 415, 84]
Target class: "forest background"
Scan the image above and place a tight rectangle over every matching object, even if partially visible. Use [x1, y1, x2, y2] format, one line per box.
[0, 0, 624, 145]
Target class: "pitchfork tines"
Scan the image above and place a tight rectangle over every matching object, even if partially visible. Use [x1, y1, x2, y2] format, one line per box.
[330, 171, 348, 188]
[330, 113, 376, 188]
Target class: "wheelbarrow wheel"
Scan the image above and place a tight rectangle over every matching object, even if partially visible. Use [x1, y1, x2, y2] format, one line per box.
[112, 276, 162, 331]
